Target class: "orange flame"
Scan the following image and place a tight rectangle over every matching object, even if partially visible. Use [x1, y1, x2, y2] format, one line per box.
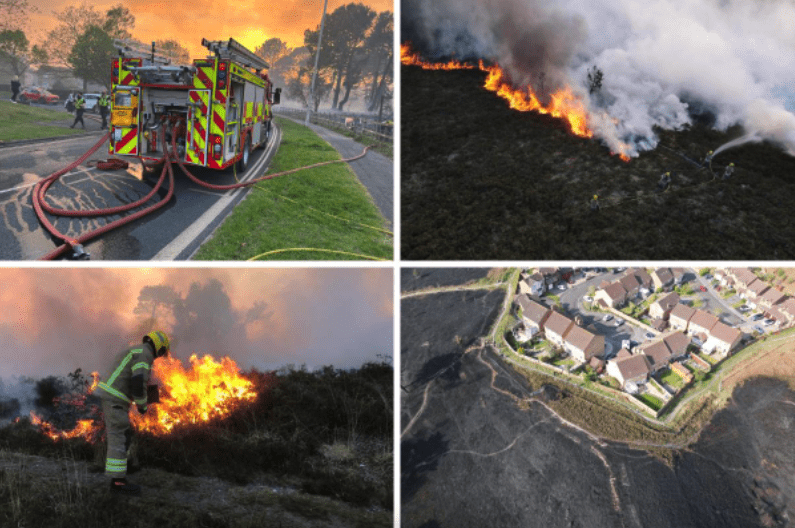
[400, 42, 476, 71]
[131, 354, 256, 435]
[401, 41, 594, 139]
[29, 356, 257, 441]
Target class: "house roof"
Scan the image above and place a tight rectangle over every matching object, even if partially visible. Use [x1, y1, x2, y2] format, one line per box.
[614, 354, 651, 380]
[538, 267, 558, 276]
[709, 321, 741, 345]
[544, 310, 573, 337]
[515, 295, 550, 325]
[565, 325, 601, 352]
[650, 318, 668, 331]
[619, 274, 641, 292]
[767, 306, 788, 322]
[663, 332, 690, 356]
[641, 340, 672, 367]
[745, 279, 770, 297]
[670, 303, 695, 322]
[529, 272, 544, 282]
[602, 281, 627, 301]
[653, 292, 680, 312]
[628, 268, 654, 289]
[689, 309, 718, 331]
[779, 298, 795, 317]
[730, 268, 758, 287]
[760, 287, 788, 306]
[589, 356, 605, 369]
[616, 349, 632, 359]
[653, 268, 673, 285]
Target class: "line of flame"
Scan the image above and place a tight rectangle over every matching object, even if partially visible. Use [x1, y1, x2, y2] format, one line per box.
[401, 42, 604, 143]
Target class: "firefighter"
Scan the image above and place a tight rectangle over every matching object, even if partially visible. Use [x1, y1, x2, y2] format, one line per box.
[69, 92, 86, 129]
[98, 90, 110, 130]
[590, 194, 600, 212]
[703, 150, 713, 166]
[722, 162, 735, 180]
[96, 330, 170, 495]
[10, 75, 20, 103]
[657, 172, 672, 191]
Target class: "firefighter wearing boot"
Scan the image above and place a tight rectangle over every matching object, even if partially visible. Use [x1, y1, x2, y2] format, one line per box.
[590, 194, 600, 213]
[97, 330, 170, 495]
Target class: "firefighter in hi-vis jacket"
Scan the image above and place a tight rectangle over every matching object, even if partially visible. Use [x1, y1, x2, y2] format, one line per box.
[97, 330, 169, 495]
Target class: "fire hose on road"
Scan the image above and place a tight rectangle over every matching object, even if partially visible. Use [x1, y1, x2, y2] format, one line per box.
[31, 122, 372, 260]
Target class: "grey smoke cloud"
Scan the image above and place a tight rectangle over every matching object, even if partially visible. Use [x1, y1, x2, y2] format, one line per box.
[403, 0, 795, 156]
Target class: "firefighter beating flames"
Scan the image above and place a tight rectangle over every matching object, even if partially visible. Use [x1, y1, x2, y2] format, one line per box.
[27, 331, 259, 496]
[96, 330, 171, 495]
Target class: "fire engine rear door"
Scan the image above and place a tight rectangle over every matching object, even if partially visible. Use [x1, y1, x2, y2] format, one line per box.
[186, 89, 211, 166]
[111, 88, 140, 155]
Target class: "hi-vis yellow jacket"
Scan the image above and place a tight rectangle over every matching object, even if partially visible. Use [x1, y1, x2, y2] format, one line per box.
[97, 342, 155, 406]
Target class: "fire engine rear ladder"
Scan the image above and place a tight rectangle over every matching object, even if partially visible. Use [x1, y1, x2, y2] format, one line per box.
[201, 38, 270, 71]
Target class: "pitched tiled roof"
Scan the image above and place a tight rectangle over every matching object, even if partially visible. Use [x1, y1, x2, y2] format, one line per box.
[670, 303, 695, 322]
[545, 311, 573, 337]
[653, 268, 673, 285]
[565, 325, 600, 352]
[615, 354, 651, 380]
[689, 309, 718, 331]
[653, 292, 680, 312]
[663, 332, 690, 356]
[603, 282, 627, 301]
[709, 321, 741, 345]
[619, 274, 641, 292]
[641, 340, 672, 368]
[515, 295, 550, 325]
[745, 279, 770, 297]
[760, 287, 787, 306]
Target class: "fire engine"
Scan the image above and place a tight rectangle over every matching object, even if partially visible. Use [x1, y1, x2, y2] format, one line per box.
[109, 38, 281, 171]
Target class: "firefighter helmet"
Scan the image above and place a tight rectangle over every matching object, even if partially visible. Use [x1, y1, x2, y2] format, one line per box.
[729, 163, 734, 167]
[144, 330, 170, 357]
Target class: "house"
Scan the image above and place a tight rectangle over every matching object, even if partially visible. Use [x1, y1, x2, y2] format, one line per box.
[544, 311, 574, 348]
[615, 348, 632, 360]
[687, 309, 719, 337]
[669, 303, 696, 332]
[703, 321, 742, 357]
[742, 279, 770, 303]
[662, 331, 690, 359]
[758, 287, 788, 309]
[563, 326, 605, 363]
[607, 354, 651, 388]
[595, 282, 627, 308]
[729, 268, 758, 290]
[776, 299, 795, 324]
[651, 268, 674, 291]
[671, 268, 687, 285]
[538, 268, 560, 288]
[518, 272, 546, 297]
[589, 356, 605, 373]
[671, 361, 694, 383]
[649, 292, 680, 320]
[619, 274, 641, 300]
[514, 295, 551, 336]
[640, 340, 672, 372]
[628, 268, 654, 292]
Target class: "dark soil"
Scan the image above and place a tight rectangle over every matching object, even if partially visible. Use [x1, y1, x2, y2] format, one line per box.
[401, 273, 795, 527]
[401, 65, 795, 260]
[401, 268, 491, 292]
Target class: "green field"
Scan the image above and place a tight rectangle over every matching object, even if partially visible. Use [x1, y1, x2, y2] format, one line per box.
[0, 99, 82, 142]
[193, 117, 393, 261]
[636, 393, 663, 411]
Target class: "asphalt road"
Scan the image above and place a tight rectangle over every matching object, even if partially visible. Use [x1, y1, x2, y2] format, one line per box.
[0, 126, 281, 260]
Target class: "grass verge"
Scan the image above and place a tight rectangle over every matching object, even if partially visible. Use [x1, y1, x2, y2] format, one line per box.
[0, 99, 81, 142]
[193, 117, 392, 261]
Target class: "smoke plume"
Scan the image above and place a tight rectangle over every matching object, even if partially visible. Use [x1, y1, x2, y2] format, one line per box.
[403, 0, 795, 157]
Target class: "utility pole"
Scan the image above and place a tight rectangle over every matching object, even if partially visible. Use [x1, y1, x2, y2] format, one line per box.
[305, 0, 328, 125]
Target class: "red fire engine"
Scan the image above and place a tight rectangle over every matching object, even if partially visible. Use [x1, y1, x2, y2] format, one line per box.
[109, 38, 281, 171]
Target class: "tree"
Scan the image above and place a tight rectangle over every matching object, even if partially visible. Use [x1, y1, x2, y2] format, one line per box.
[0, 0, 34, 33]
[587, 65, 603, 95]
[67, 25, 115, 91]
[304, 3, 376, 111]
[155, 39, 191, 64]
[0, 29, 47, 77]
[254, 38, 291, 69]
[364, 11, 393, 112]
[45, 3, 135, 66]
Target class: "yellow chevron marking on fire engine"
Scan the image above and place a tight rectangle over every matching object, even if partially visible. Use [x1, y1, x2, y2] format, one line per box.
[245, 102, 253, 123]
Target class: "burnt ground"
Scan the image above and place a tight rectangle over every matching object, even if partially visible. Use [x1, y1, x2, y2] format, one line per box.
[401, 65, 795, 260]
[400, 268, 491, 292]
[402, 276, 795, 527]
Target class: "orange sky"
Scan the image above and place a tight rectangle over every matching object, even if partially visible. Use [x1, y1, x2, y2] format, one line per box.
[0, 267, 392, 379]
[27, 0, 393, 60]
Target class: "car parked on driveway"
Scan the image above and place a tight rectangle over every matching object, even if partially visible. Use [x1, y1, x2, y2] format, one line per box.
[603, 314, 613, 322]
[752, 313, 764, 321]
[764, 319, 775, 326]
[754, 325, 765, 334]
[645, 332, 656, 340]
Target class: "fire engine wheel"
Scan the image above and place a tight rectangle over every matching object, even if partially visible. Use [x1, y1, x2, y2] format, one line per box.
[237, 136, 251, 172]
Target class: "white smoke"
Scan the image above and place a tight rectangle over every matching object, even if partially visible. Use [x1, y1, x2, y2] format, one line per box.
[404, 0, 795, 157]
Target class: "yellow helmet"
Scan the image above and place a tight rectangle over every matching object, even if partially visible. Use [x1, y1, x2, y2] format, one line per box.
[144, 330, 170, 357]
[593, 194, 598, 200]
[665, 172, 670, 176]
[729, 163, 735, 167]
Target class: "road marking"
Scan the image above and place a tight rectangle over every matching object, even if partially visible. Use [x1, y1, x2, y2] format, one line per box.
[152, 126, 281, 260]
[0, 167, 100, 197]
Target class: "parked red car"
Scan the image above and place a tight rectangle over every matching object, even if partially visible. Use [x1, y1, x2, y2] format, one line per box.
[700, 285, 707, 292]
[18, 87, 60, 105]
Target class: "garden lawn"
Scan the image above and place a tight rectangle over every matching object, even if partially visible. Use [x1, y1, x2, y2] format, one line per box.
[0, 99, 80, 141]
[193, 117, 393, 261]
